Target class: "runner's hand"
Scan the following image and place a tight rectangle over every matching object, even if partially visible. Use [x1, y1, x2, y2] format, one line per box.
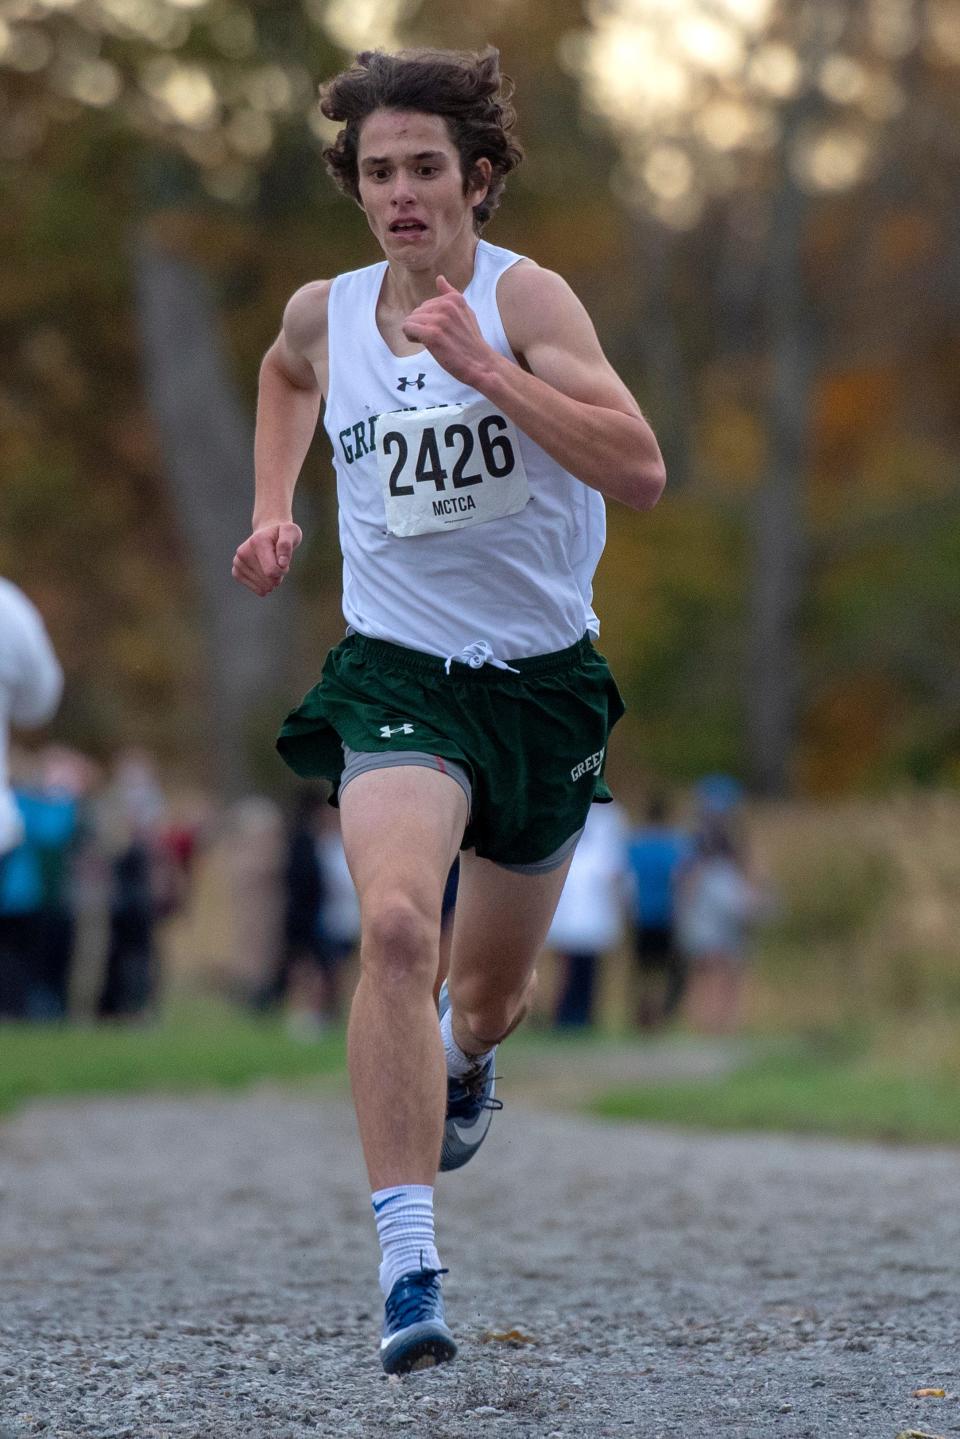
[232, 522, 302, 596]
[402, 276, 495, 387]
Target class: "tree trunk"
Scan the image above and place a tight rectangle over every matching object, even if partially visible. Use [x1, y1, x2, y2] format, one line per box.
[747, 170, 815, 796]
[133, 227, 297, 798]
[629, 217, 694, 490]
[745, 2, 847, 796]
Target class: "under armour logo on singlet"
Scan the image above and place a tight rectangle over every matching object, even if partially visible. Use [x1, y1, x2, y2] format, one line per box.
[397, 374, 425, 391]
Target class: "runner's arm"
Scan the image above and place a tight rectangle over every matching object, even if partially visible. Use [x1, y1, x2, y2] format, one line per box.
[404, 268, 665, 511]
[232, 282, 328, 597]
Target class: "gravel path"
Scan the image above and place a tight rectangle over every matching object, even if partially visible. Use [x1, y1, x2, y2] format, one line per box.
[2, 1087, 959, 1439]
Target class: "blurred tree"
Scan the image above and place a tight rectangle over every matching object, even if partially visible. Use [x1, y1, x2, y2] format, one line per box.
[133, 230, 288, 796]
[569, 0, 960, 793]
[0, 0, 352, 791]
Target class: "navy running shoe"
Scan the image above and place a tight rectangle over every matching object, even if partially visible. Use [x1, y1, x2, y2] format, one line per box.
[438, 981, 502, 1173]
[380, 1265, 457, 1374]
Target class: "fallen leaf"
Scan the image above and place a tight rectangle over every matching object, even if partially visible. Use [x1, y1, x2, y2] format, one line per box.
[480, 1328, 537, 1346]
[894, 1429, 948, 1438]
[913, 1390, 946, 1399]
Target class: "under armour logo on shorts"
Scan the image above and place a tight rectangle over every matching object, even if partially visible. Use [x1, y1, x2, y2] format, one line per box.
[380, 723, 415, 738]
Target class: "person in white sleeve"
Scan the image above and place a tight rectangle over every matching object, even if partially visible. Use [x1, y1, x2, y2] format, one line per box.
[232, 46, 666, 1374]
[0, 578, 64, 859]
[548, 800, 631, 1028]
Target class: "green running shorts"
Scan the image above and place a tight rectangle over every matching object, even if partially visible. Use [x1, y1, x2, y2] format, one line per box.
[276, 632, 625, 868]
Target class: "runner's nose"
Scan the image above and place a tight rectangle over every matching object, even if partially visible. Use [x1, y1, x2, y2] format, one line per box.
[389, 175, 418, 207]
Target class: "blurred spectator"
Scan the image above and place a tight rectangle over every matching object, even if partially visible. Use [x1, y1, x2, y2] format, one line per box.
[27, 747, 95, 1019]
[314, 803, 360, 1001]
[548, 801, 630, 1029]
[627, 793, 693, 1030]
[0, 579, 63, 1018]
[157, 802, 204, 918]
[280, 794, 366, 1037]
[0, 778, 47, 1019]
[96, 748, 169, 1020]
[0, 578, 63, 860]
[271, 788, 327, 1031]
[694, 773, 744, 821]
[675, 823, 764, 1035]
[224, 795, 284, 1001]
[0, 758, 79, 1019]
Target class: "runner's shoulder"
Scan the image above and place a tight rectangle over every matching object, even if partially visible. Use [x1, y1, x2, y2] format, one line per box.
[496, 261, 587, 348]
[498, 259, 580, 303]
[282, 279, 332, 358]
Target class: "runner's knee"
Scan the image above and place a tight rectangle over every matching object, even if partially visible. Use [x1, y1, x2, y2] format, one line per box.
[360, 892, 438, 986]
[450, 970, 537, 1047]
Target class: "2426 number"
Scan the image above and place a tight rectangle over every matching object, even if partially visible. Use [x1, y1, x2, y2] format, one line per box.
[383, 414, 516, 497]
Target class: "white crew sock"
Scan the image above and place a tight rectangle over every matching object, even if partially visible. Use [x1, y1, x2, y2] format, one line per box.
[372, 1184, 442, 1296]
[440, 1003, 496, 1079]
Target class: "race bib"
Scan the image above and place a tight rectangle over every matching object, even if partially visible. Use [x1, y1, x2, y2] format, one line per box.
[376, 399, 529, 537]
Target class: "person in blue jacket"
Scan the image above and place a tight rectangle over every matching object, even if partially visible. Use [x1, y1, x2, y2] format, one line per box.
[627, 793, 692, 1029]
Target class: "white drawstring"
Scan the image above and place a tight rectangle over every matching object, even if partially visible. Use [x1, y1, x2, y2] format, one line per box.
[443, 640, 520, 675]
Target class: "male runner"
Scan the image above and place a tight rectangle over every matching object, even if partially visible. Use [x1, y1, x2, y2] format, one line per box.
[232, 47, 665, 1374]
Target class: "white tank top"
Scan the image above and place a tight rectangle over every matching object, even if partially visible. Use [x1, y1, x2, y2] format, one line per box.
[323, 240, 606, 661]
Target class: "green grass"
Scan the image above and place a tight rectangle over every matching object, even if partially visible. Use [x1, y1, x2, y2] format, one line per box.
[0, 995, 347, 1116]
[591, 1044, 960, 1146]
[4, 998, 959, 1147]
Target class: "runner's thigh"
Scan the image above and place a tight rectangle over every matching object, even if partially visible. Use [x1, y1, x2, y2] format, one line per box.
[338, 764, 468, 914]
[448, 849, 573, 994]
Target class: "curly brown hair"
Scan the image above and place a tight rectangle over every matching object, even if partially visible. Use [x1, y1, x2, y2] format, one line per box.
[319, 47, 523, 233]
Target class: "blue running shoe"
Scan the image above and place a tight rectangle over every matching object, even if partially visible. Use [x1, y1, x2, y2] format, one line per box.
[438, 981, 502, 1173]
[380, 1265, 457, 1374]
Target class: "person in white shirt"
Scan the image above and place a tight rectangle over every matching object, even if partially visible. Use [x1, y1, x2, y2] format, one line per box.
[0, 578, 63, 858]
[548, 801, 630, 1027]
[675, 825, 764, 1034]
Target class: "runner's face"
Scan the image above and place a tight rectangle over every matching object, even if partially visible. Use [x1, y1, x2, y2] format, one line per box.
[356, 109, 488, 269]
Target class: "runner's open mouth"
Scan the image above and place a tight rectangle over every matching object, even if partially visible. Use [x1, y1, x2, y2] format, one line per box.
[390, 221, 427, 233]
